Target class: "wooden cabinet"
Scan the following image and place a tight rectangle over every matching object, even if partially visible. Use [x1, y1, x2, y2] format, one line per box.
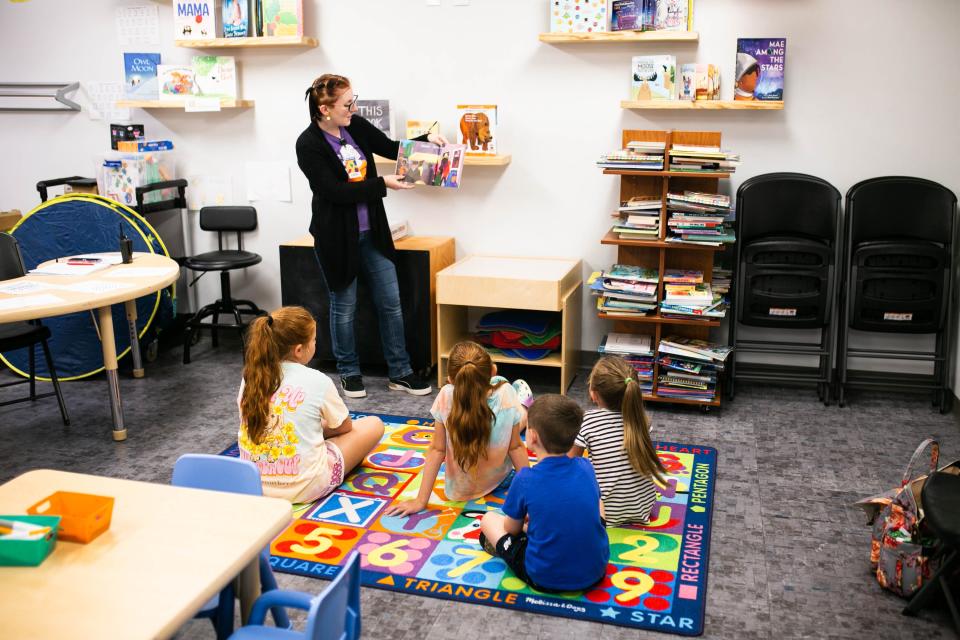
[436, 255, 581, 393]
[279, 235, 454, 376]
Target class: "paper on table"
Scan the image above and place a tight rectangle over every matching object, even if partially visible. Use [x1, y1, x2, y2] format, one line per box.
[0, 281, 56, 295]
[56, 281, 134, 294]
[102, 267, 172, 278]
[0, 294, 65, 311]
[29, 262, 112, 276]
[245, 162, 291, 202]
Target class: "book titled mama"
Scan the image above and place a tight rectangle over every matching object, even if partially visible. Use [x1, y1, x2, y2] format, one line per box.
[123, 53, 161, 100]
[735, 38, 785, 101]
[173, 1, 216, 39]
[396, 141, 466, 189]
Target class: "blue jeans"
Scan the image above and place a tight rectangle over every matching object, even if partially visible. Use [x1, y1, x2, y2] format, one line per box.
[316, 232, 413, 380]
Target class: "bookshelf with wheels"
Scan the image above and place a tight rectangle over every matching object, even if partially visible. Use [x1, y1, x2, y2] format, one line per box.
[601, 129, 729, 408]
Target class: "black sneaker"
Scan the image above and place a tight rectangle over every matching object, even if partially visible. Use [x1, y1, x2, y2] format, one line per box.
[340, 375, 366, 399]
[479, 532, 498, 557]
[388, 373, 432, 396]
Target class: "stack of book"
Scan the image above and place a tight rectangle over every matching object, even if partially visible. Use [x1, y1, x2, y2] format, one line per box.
[659, 270, 727, 320]
[666, 191, 736, 246]
[712, 265, 732, 295]
[668, 144, 740, 173]
[598, 332, 654, 393]
[656, 336, 733, 402]
[613, 197, 662, 240]
[597, 140, 666, 171]
[588, 265, 658, 317]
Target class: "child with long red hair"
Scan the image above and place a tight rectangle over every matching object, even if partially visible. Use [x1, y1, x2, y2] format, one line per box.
[385, 340, 529, 515]
[238, 306, 383, 503]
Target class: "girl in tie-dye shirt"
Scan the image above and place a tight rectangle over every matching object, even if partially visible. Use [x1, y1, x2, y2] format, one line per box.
[386, 341, 529, 516]
[238, 306, 383, 503]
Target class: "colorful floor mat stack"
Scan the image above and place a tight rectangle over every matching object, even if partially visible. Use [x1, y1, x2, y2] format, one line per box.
[474, 310, 561, 360]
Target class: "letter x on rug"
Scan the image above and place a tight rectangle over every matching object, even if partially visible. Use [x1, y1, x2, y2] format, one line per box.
[220, 412, 717, 636]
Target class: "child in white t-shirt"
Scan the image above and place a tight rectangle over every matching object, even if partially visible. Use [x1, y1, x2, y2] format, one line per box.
[238, 306, 384, 503]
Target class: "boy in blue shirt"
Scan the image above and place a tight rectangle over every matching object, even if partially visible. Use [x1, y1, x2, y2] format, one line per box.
[479, 394, 608, 592]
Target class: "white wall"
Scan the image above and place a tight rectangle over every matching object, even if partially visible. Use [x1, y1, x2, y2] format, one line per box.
[2, 0, 959, 384]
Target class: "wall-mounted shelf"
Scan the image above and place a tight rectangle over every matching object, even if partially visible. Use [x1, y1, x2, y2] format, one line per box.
[622, 99, 784, 110]
[116, 99, 254, 109]
[374, 154, 511, 167]
[539, 31, 698, 43]
[174, 36, 318, 48]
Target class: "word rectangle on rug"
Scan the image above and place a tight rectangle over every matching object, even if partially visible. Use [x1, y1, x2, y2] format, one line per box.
[222, 412, 717, 636]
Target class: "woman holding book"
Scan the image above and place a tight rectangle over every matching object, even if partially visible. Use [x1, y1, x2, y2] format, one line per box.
[296, 73, 447, 399]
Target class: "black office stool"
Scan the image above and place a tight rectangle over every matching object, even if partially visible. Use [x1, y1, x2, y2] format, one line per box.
[903, 471, 960, 634]
[182, 206, 264, 364]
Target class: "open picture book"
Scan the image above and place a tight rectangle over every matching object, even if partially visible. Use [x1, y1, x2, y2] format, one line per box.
[395, 140, 466, 189]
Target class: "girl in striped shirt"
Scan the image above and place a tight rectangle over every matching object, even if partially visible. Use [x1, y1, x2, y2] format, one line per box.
[569, 355, 667, 526]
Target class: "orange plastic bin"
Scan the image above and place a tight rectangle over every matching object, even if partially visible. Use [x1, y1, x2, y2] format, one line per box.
[27, 492, 114, 543]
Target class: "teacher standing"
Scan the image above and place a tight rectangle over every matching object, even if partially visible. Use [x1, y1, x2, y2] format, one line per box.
[296, 73, 443, 399]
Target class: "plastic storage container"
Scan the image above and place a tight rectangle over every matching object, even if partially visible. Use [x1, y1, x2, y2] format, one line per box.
[96, 149, 177, 207]
[27, 492, 114, 543]
[0, 515, 61, 566]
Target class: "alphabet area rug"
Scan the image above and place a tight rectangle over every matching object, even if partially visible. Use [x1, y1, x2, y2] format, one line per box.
[221, 412, 717, 636]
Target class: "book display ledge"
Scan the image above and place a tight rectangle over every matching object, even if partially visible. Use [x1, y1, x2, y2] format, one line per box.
[174, 36, 318, 48]
[621, 100, 784, 110]
[601, 129, 732, 408]
[538, 31, 699, 43]
[116, 99, 254, 109]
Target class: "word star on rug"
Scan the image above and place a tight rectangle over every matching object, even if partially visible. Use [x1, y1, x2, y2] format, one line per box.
[222, 412, 717, 636]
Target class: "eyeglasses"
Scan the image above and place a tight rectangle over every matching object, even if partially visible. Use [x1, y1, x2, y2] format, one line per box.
[342, 94, 359, 110]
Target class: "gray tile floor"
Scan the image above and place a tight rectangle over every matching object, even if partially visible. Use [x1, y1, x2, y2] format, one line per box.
[1, 337, 958, 639]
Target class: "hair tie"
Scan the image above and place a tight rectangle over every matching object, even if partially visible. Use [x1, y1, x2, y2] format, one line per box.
[265, 315, 274, 327]
[624, 377, 634, 384]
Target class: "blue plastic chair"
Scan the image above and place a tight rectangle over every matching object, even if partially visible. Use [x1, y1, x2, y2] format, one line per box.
[229, 552, 361, 640]
[172, 454, 291, 639]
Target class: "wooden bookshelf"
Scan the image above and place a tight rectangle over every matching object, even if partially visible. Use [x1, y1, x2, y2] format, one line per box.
[539, 31, 698, 44]
[599, 129, 732, 409]
[117, 99, 254, 109]
[621, 100, 784, 110]
[174, 36, 318, 48]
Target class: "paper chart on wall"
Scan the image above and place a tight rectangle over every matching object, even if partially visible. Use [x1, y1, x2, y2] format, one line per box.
[186, 175, 235, 211]
[116, 5, 160, 46]
[82, 82, 129, 122]
[244, 162, 292, 202]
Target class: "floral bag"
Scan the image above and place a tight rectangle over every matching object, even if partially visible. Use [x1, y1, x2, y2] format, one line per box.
[857, 438, 944, 598]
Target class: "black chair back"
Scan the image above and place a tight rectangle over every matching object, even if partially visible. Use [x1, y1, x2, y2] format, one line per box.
[199, 206, 258, 232]
[0, 233, 26, 282]
[738, 172, 841, 244]
[846, 176, 956, 246]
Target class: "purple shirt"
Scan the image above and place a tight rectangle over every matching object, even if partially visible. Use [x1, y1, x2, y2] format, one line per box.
[322, 127, 370, 232]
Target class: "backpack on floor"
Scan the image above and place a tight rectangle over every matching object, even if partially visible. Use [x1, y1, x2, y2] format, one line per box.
[856, 438, 947, 597]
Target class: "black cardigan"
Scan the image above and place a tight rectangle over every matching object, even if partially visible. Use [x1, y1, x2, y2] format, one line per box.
[295, 116, 420, 292]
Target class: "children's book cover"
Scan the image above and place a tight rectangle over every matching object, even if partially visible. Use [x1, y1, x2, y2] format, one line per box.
[735, 38, 785, 101]
[654, 0, 692, 31]
[261, 0, 303, 37]
[192, 55, 238, 98]
[549, 0, 607, 33]
[631, 55, 676, 100]
[173, 0, 216, 39]
[396, 141, 466, 189]
[357, 100, 394, 139]
[222, 0, 249, 37]
[610, 0, 640, 31]
[405, 120, 440, 140]
[123, 53, 161, 100]
[680, 64, 719, 101]
[456, 105, 497, 156]
[158, 64, 198, 101]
